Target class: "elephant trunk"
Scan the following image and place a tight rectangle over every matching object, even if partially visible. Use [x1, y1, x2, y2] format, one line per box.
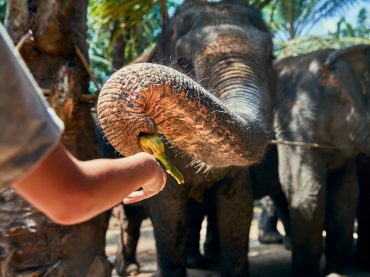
[97, 62, 270, 168]
[205, 54, 271, 147]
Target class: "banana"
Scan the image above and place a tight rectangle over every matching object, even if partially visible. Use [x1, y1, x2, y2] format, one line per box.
[139, 134, 185, 185]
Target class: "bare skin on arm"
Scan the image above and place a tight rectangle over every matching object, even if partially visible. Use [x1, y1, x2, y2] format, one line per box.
[12, 143, 166, 225]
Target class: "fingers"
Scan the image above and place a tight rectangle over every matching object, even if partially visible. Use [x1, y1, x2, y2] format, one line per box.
[123, 169, 167, 204]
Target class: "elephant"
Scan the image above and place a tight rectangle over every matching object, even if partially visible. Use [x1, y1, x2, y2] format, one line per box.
[97, 0, 275, 276]
[257, 194, 290, 247]
[274, 44, 370, 276]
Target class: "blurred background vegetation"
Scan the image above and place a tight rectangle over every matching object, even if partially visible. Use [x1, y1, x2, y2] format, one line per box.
[1, 0, 369, 91]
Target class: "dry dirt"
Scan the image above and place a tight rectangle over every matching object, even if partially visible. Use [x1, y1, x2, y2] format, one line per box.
[105, 209, 370, 277]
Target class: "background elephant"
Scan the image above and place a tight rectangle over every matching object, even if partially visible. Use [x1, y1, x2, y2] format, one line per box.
[250, 145, 290, 247]
[97, 0, 275, 276]
[274, 45, 370, 276]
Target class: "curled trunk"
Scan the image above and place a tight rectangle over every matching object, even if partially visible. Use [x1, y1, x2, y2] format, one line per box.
[97, 62, 270, 168]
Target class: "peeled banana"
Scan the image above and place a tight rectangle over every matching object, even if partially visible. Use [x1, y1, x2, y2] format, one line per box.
[139, 134, 185, 185]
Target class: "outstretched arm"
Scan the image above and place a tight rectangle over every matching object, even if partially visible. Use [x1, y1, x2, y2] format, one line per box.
[13, 143, 166, 225]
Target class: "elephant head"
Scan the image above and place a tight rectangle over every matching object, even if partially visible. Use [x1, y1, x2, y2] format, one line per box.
[97, 0, 274, 168]
[319, 44, 370, 155]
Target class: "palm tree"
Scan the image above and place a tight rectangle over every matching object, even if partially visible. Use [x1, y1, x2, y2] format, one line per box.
[267, 0, 364, 40]
[331, 7, 369, 40]
[88, 0, 174, 90]
[273, 3, 370, 58]
[89, 0, 171, 63]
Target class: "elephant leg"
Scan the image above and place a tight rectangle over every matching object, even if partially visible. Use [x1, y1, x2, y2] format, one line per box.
[325, 162, 358, 274]
[355, 155, 370, 271]
[215, 170, 253, 276]
[203, 188, 220, 266]
[147, 180, 188, 277]
[271, 191, 291, 249]
[258, 196, 283, 244]
[186, 198, 206, 268]
[278, 147, 327, 277]
[115, 204, 147, 276]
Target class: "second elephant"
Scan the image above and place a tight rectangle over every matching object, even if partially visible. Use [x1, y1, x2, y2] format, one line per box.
[274, 45, 370, 276]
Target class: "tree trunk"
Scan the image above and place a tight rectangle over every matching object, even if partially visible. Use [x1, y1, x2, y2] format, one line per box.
[111, 21, 127, 72]
[0, 1, 111, 276]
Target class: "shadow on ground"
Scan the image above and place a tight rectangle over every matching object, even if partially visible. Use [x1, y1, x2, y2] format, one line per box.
[106, 214, 370, 277]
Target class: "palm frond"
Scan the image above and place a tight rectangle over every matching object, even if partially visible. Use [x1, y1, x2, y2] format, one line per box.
[275, 35, 370, 59]
[269, 0, 367, 39]
[91, 0, 161, 30]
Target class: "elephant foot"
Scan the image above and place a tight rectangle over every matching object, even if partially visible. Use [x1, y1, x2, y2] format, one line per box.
[187, 254, 220, 270]
[154, 268, 187, 277]
[115, 260, 140, 276]
[258, 230, 283, 244]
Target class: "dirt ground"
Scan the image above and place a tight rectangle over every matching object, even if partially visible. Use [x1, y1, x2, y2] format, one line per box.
[105, 210, 370, 277]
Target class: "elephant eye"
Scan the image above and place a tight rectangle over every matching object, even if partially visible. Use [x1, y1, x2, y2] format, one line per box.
[176, 57, 194, 76]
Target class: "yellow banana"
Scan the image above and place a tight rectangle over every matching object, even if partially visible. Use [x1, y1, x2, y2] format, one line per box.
[139, 134, 185, 185]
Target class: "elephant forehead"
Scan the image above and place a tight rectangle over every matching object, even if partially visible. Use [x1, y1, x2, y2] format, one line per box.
[197, 25, 268, 52]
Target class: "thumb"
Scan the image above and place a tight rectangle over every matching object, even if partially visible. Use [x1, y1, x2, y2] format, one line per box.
[123, 190, 153, 204]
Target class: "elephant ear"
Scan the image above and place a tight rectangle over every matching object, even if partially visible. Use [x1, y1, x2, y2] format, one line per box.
[325, 44, 370, 68]
[320, 44, 370, 86]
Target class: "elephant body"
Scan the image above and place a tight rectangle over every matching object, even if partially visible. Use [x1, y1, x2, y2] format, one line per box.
[97, 1, 275, 276]
[146, 2, 273, 276]
[274, 45, 370, 276]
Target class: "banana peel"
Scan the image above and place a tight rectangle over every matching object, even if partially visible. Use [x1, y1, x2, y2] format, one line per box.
[139, 134, 185, 185]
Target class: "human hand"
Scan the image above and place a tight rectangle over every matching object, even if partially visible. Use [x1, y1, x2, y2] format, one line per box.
[123, 153, 167, 204]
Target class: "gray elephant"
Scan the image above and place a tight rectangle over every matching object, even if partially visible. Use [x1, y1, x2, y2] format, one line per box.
[274, 45, 370, 276]
[97, 0, 275, 276]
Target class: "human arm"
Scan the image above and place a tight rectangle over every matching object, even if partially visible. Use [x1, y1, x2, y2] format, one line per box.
[12, 143, 166, 225]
